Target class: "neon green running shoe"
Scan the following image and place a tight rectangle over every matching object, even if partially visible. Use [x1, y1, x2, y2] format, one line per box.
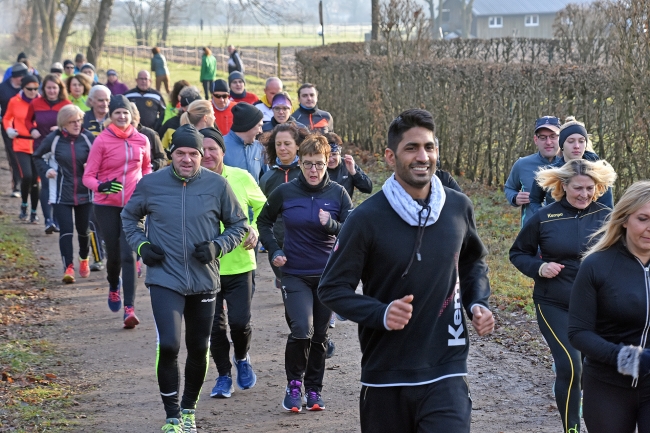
[181, 408, 197, 433]
[161, 418, 182, 432]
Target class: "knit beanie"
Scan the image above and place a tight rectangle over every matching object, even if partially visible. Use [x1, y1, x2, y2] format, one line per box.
[11, 62, 28, 78]
[559, 124, 588, 150]
[109, 95, 132, 115]
[81, 63, 96, 73]
[169, 124, 204, 156]
[199, 127, 225, 153]
[228, 71, 245, 85]
[17, 52, 27, 62]
[21, 74, 39, 88]
[212, 79, 229, 93]
[180, 92, 201, 108]
[231, 102, 263, 132]
[63, 59, 74, 68]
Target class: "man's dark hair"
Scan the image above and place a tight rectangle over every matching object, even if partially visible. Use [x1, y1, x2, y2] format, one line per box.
[387, 109, 436, 152]
[298, 83, 318, 98]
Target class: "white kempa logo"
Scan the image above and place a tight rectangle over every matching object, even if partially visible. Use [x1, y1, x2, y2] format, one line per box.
[201, 297, 216, 303]
[448, 276, 465, 347]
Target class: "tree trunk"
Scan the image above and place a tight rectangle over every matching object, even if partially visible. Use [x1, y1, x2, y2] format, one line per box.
[29, 0, 40, 55]
[53, 0, 83, 62]
[36, 0, 54, 65]
[87, 0, 115, 66]
[161, 0, 173, 46]
[371, 0, 379, 40]
[461, 0, 475, 38]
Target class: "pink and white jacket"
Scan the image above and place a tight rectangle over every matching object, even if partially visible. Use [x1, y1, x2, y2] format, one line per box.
[82, 124, 152, 208]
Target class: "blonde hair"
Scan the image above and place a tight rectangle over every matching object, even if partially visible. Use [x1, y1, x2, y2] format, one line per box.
[57, 104, 85, 129]
[584, 181, 650, 258]
[180, 100, 212, 126]
[560, 116, 594, 152]
[535, 159, 617, 202]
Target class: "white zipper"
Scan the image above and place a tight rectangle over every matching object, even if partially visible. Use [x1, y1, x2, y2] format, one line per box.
[632, 260, 650, 388]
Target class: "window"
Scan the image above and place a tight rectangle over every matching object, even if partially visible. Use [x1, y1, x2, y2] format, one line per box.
[441, 9, 450, 23]
[488, 16, 503, 28]
[525, 15, 539, 27]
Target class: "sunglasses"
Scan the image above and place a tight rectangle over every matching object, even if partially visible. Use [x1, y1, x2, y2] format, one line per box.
[213, 94, 229, 99]
[24, 87, 39, 91]
[64, 66, 74, 69]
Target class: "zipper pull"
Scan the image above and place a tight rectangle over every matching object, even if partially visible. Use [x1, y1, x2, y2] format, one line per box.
[417, 252, 421, 261]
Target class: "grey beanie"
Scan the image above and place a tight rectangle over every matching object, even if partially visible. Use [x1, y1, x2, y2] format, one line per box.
[11, 62, 28, 78]
[228, 71, 245, 85]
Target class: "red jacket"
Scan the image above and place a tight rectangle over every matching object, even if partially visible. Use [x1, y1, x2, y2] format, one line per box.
[213, 100, 238, 135]
[25, 97, 71, 152]
[2, 93, 37, 154]
[230, 92, 258, 105]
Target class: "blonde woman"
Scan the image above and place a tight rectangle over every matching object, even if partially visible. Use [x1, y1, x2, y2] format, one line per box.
[179, 99, 215, 130]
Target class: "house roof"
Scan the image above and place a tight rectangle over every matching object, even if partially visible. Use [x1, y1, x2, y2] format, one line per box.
[470, 0, 598, 16]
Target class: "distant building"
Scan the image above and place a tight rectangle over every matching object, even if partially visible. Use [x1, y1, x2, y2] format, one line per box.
[440, 0, 599, 39]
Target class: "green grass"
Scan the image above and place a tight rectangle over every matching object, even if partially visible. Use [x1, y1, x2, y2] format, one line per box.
[0, 215, 40, 279]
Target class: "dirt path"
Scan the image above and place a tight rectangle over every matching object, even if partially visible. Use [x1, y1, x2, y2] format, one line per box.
[1, 155, 582, 433]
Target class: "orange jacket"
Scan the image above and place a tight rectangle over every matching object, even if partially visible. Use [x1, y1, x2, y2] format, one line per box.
[2, 93, 37, 154]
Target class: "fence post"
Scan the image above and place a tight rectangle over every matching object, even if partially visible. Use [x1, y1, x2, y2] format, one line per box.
[194, 39, 198, 66]
[256, 49, 260, 78]
[132, 48, 136, 79]
[121, 45, 125, 77]
[277, 43, 281, 79]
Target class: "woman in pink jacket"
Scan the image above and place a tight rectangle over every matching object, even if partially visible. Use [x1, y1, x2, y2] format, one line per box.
[83, 95, 151, 329]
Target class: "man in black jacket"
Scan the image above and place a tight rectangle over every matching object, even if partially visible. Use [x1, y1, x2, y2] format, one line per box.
[0, 62, 28, 197]
[318, 109, 494, 433]
[324, 132, 372, 199]
[292, 83, 332, 133]
[125, 70, 166, 132]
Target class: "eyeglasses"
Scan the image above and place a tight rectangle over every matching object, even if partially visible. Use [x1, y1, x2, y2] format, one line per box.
[272, 106, 290, 112]
[24, 87, 39, 91]
[213, 94, 229, 99]
[64, 66, 74, 70]
[302, 161, 326, 170]
[536, 134, 558, 142]
[67, 119, 83, 125]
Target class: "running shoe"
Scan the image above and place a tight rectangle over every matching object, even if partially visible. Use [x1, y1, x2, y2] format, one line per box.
[62, 264, 75, 284]
[210, 374, 234, 398]
[161, 418, 182, 433]
[282, 380, 302, 412]
[258, 244, 267, 253]
[45, 218, 56, 234]
[123, 306, 140, 329]
[108, 277, 122, 312]
[30, 212, 39, 225]
[79, 258, 90, 278]
[11, 190, 21, 198]
[233, 353, 257, 390]
[180, 408, 196, 433]
[90, 260, 104, 272]
[326, 338, 335, 359]
[305, 388, 325, 411]
[335, 314, 348, 322]
[19, 204, 28, 221]
[329, 312, 336, 328]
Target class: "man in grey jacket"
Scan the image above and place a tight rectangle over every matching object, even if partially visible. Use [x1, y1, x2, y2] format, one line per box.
[121, 124, 248, 433]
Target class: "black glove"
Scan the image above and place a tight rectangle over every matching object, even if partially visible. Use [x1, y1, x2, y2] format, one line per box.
[140, 243, 165, 267]
[192, 241, 220, 264]
[98, 178, 123, 194]
[641, 349, 650, 378]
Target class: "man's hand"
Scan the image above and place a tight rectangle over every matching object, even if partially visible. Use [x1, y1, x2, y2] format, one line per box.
[272, 251, 287, 267]
[242, 227, 258, 250]
[192, 241, 220, 264]
[471, 305, 494, 336]
[386, 294, 414, 330]
[30, 129, 41, 139]
[343, 154, 356, 175]
[319, 209, 330, 226]
[140, 243, 165, 266]
[541, 262, 564, 278]
[515, 191, 530, 206]
[46, 169, 57, 179]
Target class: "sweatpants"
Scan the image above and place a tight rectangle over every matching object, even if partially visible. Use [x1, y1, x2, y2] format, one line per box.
[536, 302, 582, 433]
[582, 372, 650, 433]
[360, 376, 472, 433]
[94, 204, 136, 306]
[210, 271, 253, 376]
[2, 128, 22, 191]
[281, 273, 330, 392]
[150, 285, 216, 419]
[14, 151, 39, 211]
[52, 203, 91, 269]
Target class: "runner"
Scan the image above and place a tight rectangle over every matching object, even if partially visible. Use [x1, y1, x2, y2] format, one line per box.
[257, 133, 352, 412]
[318, 109, 494, 432]
[2, 74, 40, 222]
[510, 159, 617, 433]
[121, 124, 248, 433]
[82, 95, 151, 329]
[324, 132, 373, 199]
[569, 180, 650, 433]
[197, 126, 266, 398]
[33, 105, 95, 283]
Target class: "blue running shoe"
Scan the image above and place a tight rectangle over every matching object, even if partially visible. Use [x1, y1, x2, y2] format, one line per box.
[233, 353, 257, 390]
[306, 388, 325, 411]
[282, 380, 302, 412]
[326, 338, 335, 359]
[108, 277, 122, 312]
[210, 374, 234, 398]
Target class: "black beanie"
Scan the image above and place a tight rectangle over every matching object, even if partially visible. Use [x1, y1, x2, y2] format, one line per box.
[212, 79, 229, 93]
[169, 124, 204, 156]
[231, 102, 263, 132]
[109, 95, 132, 116]
[11, 62, 28, 78]
[559, 124, 588, 150]
[63, 59, 74, 68]
[21, 74, 39, 88]
[228, 71, 245, 85]
[17, 52, 27, 62]
[199, 127, 225, 153]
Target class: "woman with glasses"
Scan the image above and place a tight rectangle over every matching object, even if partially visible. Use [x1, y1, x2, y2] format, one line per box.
[33, 105, 95, 283]
[3, 75, 41, 223]
[262, 92, 305, 133]
[257, 134, 352, 413]
[211, 79, 237, 135]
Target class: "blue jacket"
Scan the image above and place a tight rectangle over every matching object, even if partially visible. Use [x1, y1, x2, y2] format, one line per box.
[223, 130, 266, 184]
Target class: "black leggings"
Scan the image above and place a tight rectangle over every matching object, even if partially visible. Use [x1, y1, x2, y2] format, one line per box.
[150, 285, 216, 419]
[582, 372, 650, 433]
[210, 272, 253, 376]
[94, 205, 136, 306]
[52, 203, 91, 269]
[281, 273, 330, 391]
[88, 206, 104, 262]
[14, 151, 39, 211]
[536, 302, 582, 433]
[202, 80, 214, 100]
[34, 155, 53, 224]
[3, 128, 22, 190]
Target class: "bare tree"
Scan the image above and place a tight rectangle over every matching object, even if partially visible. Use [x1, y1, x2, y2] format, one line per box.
[371, 0, 379, 40]
[460, 0, 474, 38]
[124, 0, 164, 46]
[53, 0, 84, 62]
[160, 0, 172, 46]
[553, 1, 612, 63]
[220, 1, 245, 46]
[379, 0, 431, 57]
[87, 0, 115, 65]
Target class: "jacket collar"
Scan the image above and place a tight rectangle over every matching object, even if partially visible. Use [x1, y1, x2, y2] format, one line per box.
[297, 170, 330, 192]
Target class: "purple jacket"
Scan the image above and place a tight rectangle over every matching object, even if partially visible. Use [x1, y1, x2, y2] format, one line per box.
[106, 80, 129, 96]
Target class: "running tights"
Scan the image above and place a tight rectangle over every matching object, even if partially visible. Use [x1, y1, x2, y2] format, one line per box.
[52, 203, 90, 269]
[150, 285, 216, 419]
[14, 152, 39, 211]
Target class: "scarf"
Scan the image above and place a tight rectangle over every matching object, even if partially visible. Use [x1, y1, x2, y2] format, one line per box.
[230, 90, 247, 100]
[382, 173, 446, 227]
[107, 123, 135, 139]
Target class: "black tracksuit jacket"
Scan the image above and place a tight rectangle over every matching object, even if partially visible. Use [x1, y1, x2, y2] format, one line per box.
[318, 187, 491, 385]
[327, 163, 373, 199]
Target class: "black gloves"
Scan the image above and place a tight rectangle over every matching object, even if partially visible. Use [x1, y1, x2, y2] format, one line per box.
[192, 241, 220, 264]
[140, 243, 165, 267]
[98, 178, 123, 194]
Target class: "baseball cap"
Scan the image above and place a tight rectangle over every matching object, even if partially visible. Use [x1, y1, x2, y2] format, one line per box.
[534, 116, 561, 134]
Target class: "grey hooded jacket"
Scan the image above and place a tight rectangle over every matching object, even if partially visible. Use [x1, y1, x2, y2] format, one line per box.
[121, 165, 248, 295]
